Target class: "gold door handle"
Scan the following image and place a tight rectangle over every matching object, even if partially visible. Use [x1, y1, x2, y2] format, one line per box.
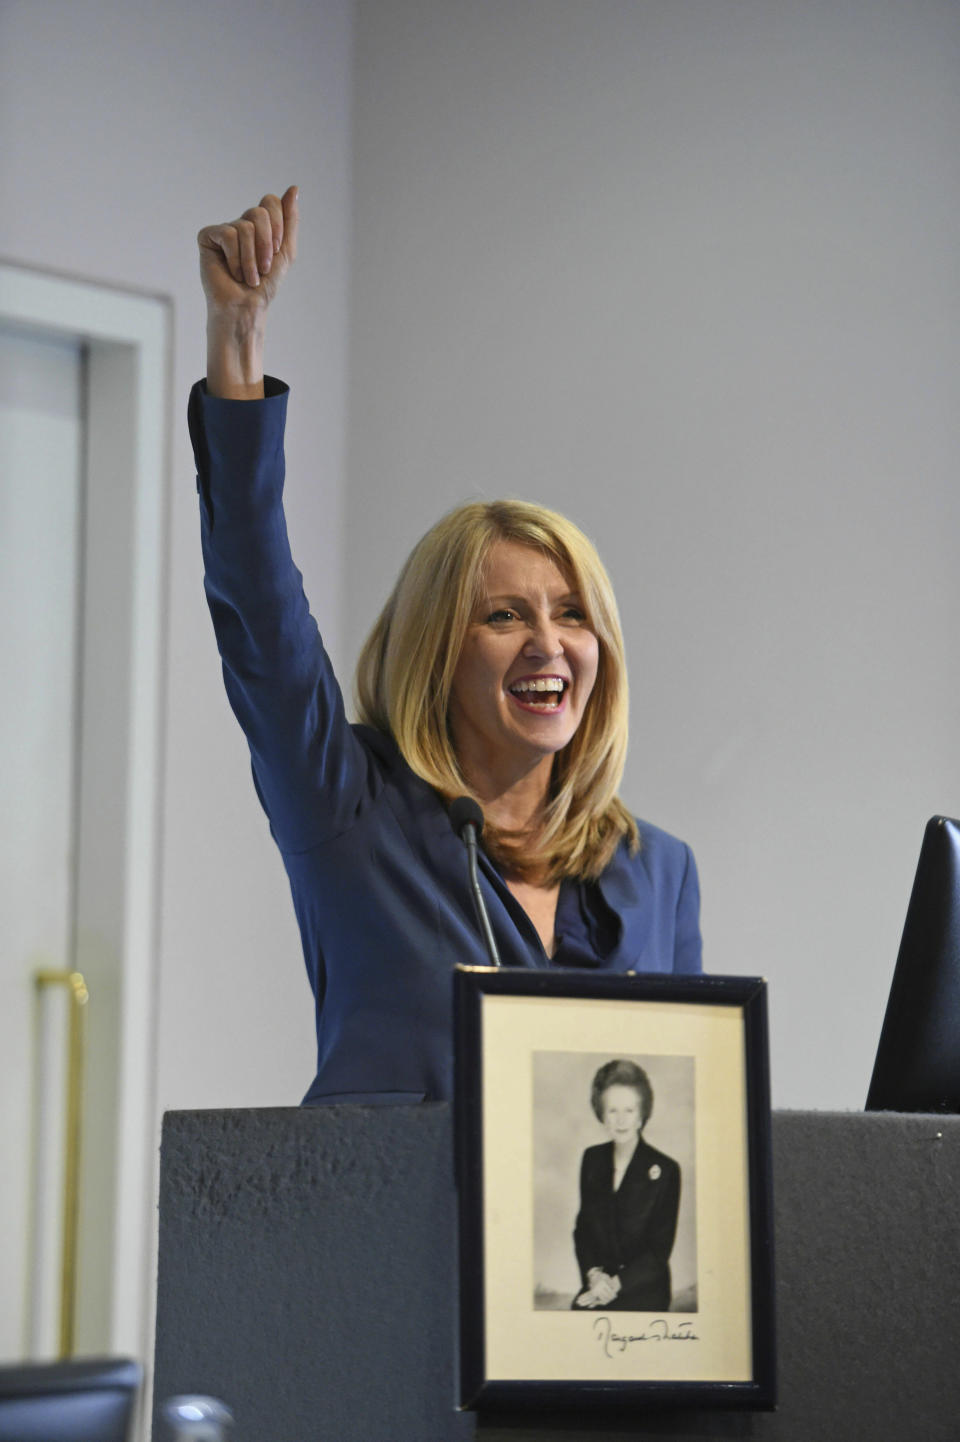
[34, 968, 89, 1359]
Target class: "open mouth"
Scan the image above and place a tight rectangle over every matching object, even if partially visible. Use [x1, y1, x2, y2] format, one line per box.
[507, 677, 568, 711]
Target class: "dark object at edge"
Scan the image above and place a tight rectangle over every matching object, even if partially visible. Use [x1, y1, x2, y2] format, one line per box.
[0, 1357, 141, 1442]
[867, 815, 960, 1112]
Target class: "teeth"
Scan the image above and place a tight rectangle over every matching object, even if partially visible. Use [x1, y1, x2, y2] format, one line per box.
[510, 677, 565, 694]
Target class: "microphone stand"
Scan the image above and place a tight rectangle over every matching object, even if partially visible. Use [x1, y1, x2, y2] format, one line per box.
[449, 797, 502, 969]
[460, 820, 502, 969]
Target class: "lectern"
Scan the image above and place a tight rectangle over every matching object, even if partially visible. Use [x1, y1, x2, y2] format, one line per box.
[154, 1106, 960, 1440]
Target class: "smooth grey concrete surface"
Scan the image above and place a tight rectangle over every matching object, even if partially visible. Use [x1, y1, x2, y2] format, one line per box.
[154, 1107, 960, 1441]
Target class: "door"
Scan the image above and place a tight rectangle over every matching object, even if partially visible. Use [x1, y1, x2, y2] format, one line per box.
[0, 323, 85, 1359]
[1, 264, 168, 1387]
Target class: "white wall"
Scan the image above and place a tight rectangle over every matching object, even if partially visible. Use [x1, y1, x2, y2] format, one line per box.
[2, 0, 957, 1128]
[0, 0, 353, 1114]
[345, 0, 960, 1109]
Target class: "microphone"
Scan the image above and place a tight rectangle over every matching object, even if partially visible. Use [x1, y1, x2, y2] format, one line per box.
[449, 796, 502, 968]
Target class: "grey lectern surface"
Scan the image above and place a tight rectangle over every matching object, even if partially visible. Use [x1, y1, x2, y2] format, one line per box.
[154, 1107, 960, 1442]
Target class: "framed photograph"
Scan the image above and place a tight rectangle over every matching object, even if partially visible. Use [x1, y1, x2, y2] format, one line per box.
[454, 968, 775, 1415]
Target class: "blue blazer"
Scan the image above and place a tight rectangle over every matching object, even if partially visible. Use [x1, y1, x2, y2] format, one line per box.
[190, 379, 703, 1105]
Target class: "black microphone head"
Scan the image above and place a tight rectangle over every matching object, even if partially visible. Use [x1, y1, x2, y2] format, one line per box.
[449, 795, 484, 839]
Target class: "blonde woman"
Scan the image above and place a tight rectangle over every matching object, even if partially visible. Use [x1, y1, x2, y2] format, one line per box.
[193, 188, 702, 1105]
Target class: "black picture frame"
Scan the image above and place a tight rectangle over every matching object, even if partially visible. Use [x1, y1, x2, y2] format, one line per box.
[454, 967, 775, 1416]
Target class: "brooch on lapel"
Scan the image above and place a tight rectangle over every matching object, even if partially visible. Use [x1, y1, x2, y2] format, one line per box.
[648, 1164, 661, 1180]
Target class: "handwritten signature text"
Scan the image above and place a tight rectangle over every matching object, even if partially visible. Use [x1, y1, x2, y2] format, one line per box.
[593, 1315, 700, 1357]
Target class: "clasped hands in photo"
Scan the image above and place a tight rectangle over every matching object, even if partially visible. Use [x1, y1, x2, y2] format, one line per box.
[575, 1267, 622, 1308]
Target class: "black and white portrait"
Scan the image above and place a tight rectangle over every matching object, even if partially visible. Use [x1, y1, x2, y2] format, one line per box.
[532, 1051, 697, 1312]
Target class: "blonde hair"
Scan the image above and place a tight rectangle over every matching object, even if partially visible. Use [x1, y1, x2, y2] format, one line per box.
[354, 500, 638, 882]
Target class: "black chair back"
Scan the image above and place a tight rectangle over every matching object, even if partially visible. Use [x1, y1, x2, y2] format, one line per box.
[0, 1357, 141, 1442]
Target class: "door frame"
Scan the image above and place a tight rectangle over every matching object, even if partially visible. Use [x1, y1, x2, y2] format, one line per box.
[0, 259, 169, 1361]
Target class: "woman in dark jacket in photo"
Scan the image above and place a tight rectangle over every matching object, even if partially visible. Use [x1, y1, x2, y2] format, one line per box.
[573, 1059, 680, 1312]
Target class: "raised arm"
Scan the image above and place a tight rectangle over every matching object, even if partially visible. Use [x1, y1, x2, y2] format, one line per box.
[192, 185, 374, 854]
[198, 185, 299, 399]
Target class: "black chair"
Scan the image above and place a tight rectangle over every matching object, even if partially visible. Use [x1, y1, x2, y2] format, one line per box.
[0, 1357, 141, 1442]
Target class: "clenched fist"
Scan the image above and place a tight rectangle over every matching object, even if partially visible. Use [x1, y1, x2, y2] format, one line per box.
[198, 185, 298, 398]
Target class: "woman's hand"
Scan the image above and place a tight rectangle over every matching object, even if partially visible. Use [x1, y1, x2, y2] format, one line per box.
[576, 1269, 621, 1307]
[593, 1272, 621, 1305]
[198, 185, 299, 398]
[199, 186, 298, 314]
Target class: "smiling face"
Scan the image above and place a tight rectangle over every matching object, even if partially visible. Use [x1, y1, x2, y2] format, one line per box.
[600, 1084, 643, 1146]
[447, 538, 600, 794]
